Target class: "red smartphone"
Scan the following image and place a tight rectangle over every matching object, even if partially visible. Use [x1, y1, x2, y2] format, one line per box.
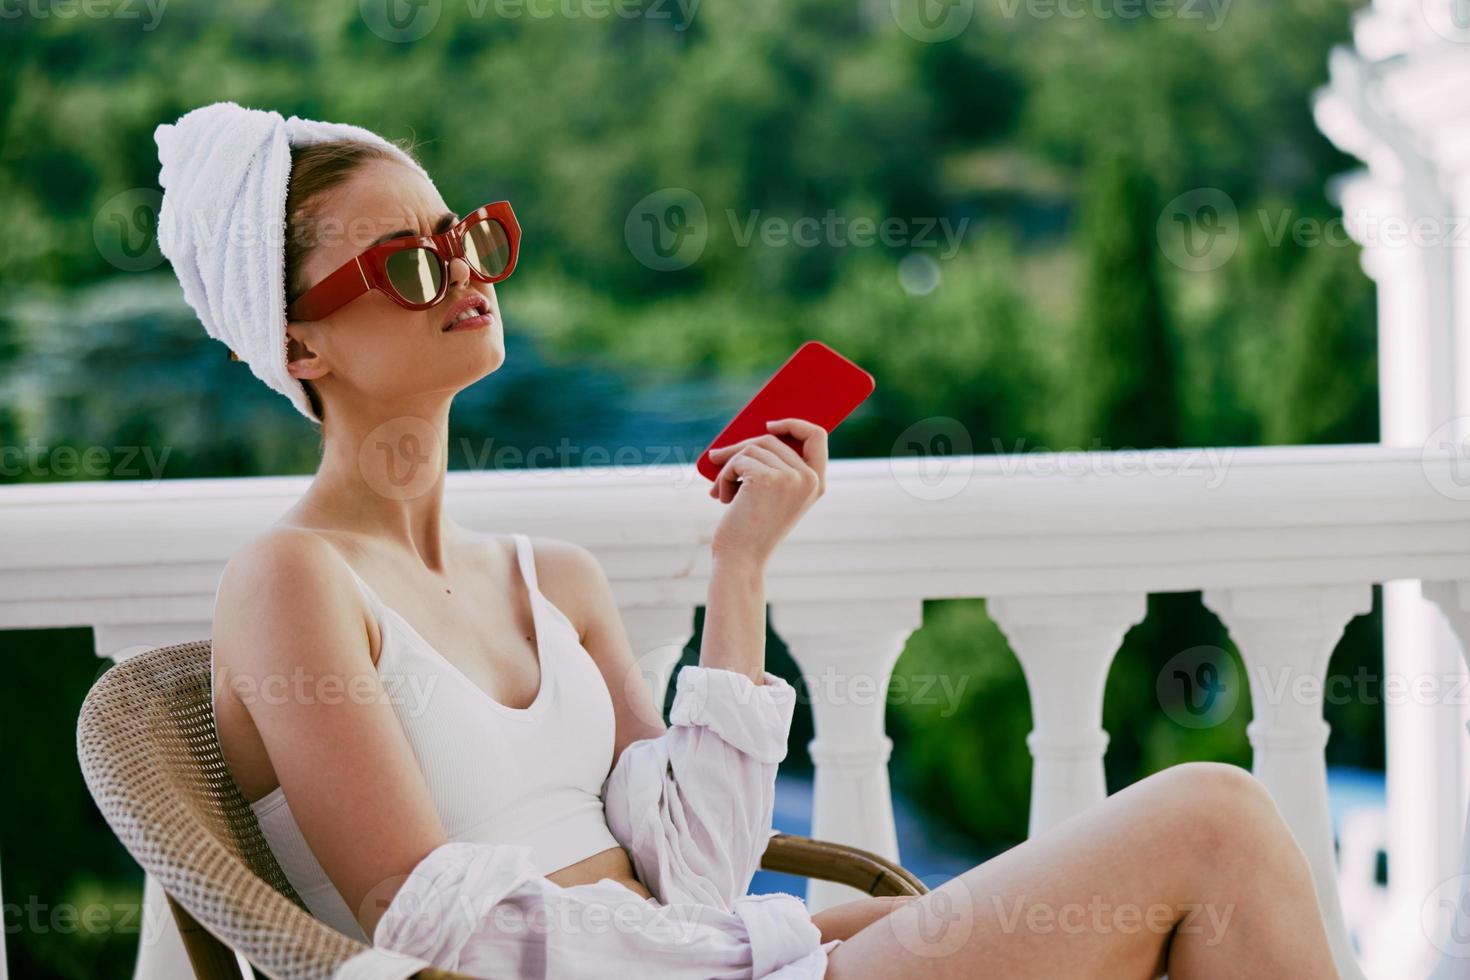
[697, 340, 875, 483]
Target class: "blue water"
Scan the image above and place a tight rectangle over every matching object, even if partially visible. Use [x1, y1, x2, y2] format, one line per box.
[751, 774, 985, 897]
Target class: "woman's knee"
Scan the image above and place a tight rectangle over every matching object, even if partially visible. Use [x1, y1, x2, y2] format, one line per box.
[1149, 762, 1298, 859]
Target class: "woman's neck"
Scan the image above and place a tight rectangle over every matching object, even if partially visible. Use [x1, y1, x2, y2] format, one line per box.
[295, 400, 457, 571]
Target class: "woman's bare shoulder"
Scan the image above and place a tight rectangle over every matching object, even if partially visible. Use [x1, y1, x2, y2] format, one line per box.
[212, 525, 373, 672]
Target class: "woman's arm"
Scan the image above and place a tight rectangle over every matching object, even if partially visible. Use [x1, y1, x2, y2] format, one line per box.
[555, 418, 828, 754]
[212, 529, 448, 939]
[593, 419, 830, 909]
[602, 661, 801, 910]
[698, 555, 768, 684]
[701, 417, 829, 684]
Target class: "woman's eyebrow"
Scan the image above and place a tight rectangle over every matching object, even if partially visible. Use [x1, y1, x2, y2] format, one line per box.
[369, 211, 460, 247]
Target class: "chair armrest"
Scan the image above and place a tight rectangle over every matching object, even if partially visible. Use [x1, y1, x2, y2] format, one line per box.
[759, 832, 929, 897]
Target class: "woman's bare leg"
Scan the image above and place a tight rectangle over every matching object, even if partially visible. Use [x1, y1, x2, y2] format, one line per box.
[824, 762, 1339, 980]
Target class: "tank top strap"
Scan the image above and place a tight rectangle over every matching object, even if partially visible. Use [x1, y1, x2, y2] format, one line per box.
[510, 532, 551, 652]
[511, 532, 541, 597]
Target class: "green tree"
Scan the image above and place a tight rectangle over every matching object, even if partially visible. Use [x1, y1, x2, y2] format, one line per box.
[1069, 153, 1178, 450]
[1265, 241, 1378, 444]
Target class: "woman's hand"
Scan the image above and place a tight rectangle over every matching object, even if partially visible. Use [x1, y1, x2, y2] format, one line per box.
[707, 417, 827, 570]
[809, 896, 918, 944]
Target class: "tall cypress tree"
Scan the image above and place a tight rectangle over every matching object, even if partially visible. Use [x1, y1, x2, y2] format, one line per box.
[1266, 240, 1377, 445]
[1072, 153, 1179, 451]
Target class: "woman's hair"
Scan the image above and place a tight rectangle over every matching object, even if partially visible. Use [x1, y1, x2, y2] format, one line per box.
[283, 138, 423, 423]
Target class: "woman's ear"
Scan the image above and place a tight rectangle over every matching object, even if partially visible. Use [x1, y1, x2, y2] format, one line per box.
[285, 321, 330, 381]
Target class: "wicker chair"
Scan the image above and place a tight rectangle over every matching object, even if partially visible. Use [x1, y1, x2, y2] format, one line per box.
[76, 640, 928, 980]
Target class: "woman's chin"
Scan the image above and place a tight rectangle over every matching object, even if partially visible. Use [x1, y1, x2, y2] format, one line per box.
[457, 339, 506, 379]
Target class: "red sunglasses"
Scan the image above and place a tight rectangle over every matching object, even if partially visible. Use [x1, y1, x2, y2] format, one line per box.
[286, 200, 521, 322]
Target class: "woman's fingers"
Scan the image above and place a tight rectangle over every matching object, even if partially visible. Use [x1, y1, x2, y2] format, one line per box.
[709, 429, 817, 476]
[712, 450, 778, 503]
[709, 434, 801, 469]
[710, 441, 814, 503]
[706, 418, 828, 507]
[765, 418, 828, 477]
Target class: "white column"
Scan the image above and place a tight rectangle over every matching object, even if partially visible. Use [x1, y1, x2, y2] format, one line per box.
[988, 593, 1147, 837]
[1346, 170, 1469, 980]
[1418, 580, 1470, 980]
[1203, 584, 1372, 980]
[1318, 28, 1470, 975]
[770, 599, 923, 913]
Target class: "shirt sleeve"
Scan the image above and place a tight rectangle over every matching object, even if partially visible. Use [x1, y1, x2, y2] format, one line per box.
[367, 840, 826, 979]
[600, 664, 799, 912]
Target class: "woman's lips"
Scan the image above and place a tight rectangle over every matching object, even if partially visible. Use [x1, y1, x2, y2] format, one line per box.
[443, 312, 493, 333]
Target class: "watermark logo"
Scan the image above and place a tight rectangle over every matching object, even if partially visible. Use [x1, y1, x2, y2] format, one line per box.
[359, 416, 442, 500]
[94, 188, 165, 272]
[1423, 417, 1470, 502]
[1157, 188, 1238, 272]
[1157, 645, 1239, 729]
[619, 645, 685, 728]
[898, 253, 942, 295]
[887, 874, 975, 957]
[360, 0, 442, 42]
[625, 188, 708, 272]
[1422, 0, 1470, 43]
[1423, 874, 1470, 958]
[890, 0, 975, 42]
[890, 416, 975, 501]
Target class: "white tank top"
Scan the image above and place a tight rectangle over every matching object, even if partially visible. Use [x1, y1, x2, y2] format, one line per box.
[246, 532, 622, 942]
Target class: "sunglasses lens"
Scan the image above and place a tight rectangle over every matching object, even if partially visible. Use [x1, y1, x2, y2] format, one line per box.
[464, 218, 512, 279]
[384, 247, 443, 304]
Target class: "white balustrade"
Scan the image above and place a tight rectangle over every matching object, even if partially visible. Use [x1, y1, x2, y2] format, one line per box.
[988, 593, 1147, 837]
[3, 444, 1470, 977]
[769, 599, 923, 911]
[1203, 585, 1374, 980]
[1418, 581, 1470, 980]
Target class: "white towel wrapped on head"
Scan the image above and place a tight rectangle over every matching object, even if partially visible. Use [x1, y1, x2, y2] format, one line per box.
[153, 101, 429, 420]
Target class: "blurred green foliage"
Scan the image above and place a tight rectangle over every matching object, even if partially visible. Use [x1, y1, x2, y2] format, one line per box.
[1, 0, 1380, 975]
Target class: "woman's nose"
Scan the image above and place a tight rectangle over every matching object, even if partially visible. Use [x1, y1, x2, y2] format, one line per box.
[447, 256, 472, 288]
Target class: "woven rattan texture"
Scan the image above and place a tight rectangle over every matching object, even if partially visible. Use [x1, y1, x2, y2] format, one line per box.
[77, 640, 372, 980]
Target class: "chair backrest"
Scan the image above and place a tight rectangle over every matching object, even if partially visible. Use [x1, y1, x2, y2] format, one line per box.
[76, 640, 372, 980]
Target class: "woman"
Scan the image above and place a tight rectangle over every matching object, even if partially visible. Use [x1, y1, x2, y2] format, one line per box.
[158, 102, 1341, 979]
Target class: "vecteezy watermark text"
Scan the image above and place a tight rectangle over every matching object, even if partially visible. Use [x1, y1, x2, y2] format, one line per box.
[990, 895, 1235, 944]
[989, 438, 1235, 488]
[726, 210, 970, 260]
[0, 440, 170, 482]
[0, 0, 167, 30]
[994, 0, 1231, 30]
[623, 188, 971, 272]
[358, 0, 696, 43]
